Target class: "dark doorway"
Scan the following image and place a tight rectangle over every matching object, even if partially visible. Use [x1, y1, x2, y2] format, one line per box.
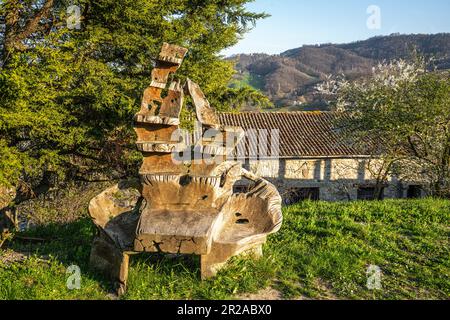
[357, 186, 384, 200]
[407, 185, 422, 199]
[284, 188, 320, 205]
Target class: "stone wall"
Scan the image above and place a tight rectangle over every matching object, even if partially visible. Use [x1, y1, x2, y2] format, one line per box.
[237, 158, 423, 203]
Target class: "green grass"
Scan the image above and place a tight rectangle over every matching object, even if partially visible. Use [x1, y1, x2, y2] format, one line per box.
[1, 199, 449, 300]
[230, 72, 265, 91]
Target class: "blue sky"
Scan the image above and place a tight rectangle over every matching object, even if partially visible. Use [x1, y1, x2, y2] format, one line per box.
[223, 0, 450, 56]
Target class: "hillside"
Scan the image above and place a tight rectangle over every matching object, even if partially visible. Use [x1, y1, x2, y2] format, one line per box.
[230, 33, 450, 109]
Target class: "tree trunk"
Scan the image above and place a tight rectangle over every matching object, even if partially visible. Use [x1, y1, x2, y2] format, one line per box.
[2, 0, 55, 67]
[0, 207, 18, 233]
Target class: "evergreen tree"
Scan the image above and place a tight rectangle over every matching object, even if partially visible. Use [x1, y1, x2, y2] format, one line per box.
[0, 0, 268, 198]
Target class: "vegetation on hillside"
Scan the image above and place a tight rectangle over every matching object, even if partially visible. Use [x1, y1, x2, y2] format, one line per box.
[232, 33, 450, 107]
[1, 199, 448, 300]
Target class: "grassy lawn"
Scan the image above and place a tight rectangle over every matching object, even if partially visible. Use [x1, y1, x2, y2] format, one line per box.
[230, 72, 266, 91]
[0, 199, 449, 300]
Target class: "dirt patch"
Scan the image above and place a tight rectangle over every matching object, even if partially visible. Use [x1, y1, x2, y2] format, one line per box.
[237, 287, 314, 300]
[17, 181, 114, 227]
[0, 250, 28, 265]
[314, 278, 338, 300]
[0, 249, 51, 266]
[238, 287, 284, 300]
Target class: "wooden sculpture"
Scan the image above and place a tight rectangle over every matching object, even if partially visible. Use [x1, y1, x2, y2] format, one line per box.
[88, 43, 282, 295]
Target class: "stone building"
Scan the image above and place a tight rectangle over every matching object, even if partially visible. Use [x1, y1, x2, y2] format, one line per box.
[217, 112, 424, 204]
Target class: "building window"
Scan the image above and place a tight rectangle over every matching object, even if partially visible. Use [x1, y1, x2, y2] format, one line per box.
[284, 188, 320, 205]
[357, 186, 384, 200]
[407, 185, 422, 199]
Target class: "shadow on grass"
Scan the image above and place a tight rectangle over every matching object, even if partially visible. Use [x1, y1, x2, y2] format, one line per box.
[5, 219, 259, 299]
[8, 218, 276, 300]
[3, 199, 449, 300]
[5, 218, 116, 294]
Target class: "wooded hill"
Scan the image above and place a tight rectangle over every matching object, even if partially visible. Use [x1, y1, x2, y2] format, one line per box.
[230, 33, 450, 109]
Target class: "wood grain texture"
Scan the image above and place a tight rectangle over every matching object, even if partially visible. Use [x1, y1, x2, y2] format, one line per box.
[88, 44, 283, 295]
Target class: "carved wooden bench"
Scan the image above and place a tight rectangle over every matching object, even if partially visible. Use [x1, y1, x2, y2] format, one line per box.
[88, 43, 282, 295]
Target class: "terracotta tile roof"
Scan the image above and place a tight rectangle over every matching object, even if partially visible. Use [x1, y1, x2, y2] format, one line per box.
[217, 112, 366, 158]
